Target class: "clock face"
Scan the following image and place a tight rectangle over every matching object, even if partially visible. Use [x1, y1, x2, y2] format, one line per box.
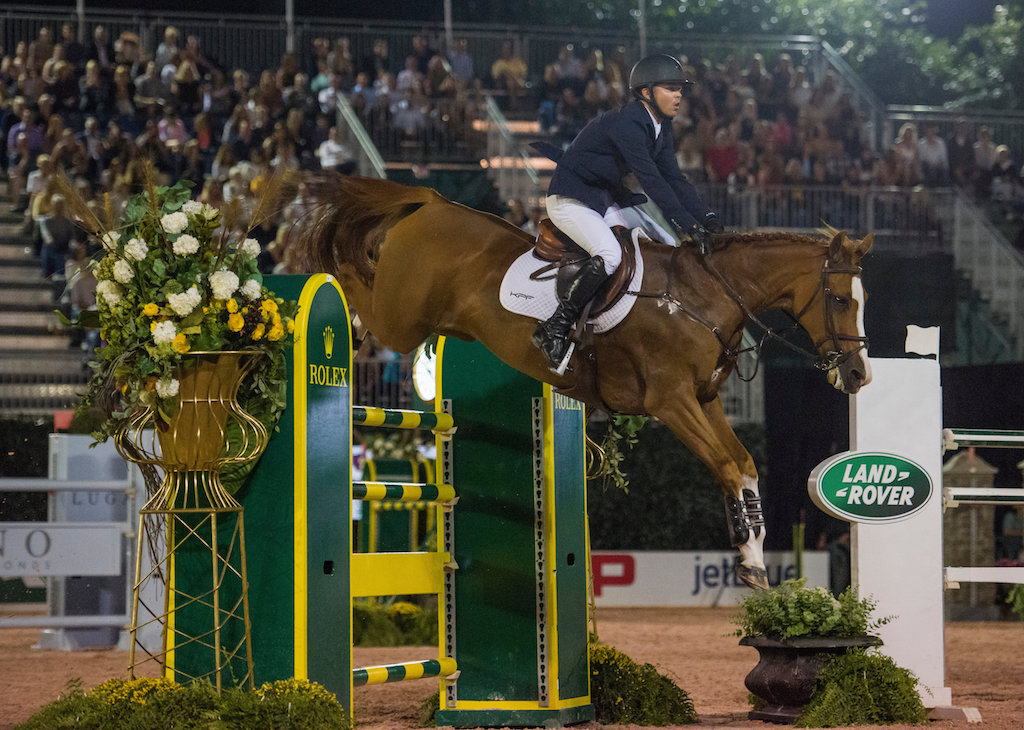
[412, 343, 436, 402]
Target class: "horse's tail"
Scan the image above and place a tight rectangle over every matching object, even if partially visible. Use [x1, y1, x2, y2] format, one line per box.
[302, 175, 440, 284]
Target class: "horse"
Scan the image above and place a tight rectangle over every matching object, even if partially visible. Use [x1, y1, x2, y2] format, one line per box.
[301, 175, 873, 589]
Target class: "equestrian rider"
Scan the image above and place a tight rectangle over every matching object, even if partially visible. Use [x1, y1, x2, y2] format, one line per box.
[532, 53, 723, 370]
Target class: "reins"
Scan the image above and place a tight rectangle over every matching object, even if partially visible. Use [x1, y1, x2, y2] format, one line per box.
[626, 238, 868, 381]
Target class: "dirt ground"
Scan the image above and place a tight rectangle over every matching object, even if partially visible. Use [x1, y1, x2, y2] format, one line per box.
[1, 606, 1022, 729]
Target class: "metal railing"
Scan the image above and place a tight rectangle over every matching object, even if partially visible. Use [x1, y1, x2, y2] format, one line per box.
[482, 95, 543, 207]
[335, 94, 387, 179]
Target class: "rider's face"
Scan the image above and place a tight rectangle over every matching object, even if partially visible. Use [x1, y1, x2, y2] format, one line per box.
[645, 83, 682, 117]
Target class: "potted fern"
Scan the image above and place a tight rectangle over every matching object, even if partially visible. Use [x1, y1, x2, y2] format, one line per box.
[733, 578, 887, 723]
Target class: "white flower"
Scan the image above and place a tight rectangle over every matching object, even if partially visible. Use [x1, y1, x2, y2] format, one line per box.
[201, 203, 219, 221]
[124, 237, 148, 262]
[210, 270, 240, 300]
[155, 377, 180, 398]
[112, 260, 135, 284]
[101, 231, 120, 251]
[167, 286, 202, 317]
[240, 238, 261, 258]
[182, 200, 203, 215]
[241, 278, 263, 300]
[152, 320, 178, 345]
[161, 211, 189, 234]
[173, 234, 200, 256]
[96, 280, 122, 305]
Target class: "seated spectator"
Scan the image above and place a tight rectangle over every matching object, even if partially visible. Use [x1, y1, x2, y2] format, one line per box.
[8, 132, 37, 213]
[116, 31, 145, 81]
[79, 59, 111, 121]
[990, 145, 1022, 216]
[211, 142, 237, 180]
[154, 26, 180, 71]
[157, 107, 188, 146]
[917, 124, 949, 187]
[947, 120, 975, 190]
[172, 58, 203, 116]
[396, 55, 422, 95]
[892, 122, 921, 187]
[676, 132, 705, 183]
[317, 125, 356, 174]
[134, 61, 170, 114]
[49, 60, 81, 122]
[490, 41, 527, 112]
[446, 38, 475, 88]
[59, 23, 87, 73]
[411, 34, 438, 76]
[973, 125, 997, 199]
[706, 127, 740, 183]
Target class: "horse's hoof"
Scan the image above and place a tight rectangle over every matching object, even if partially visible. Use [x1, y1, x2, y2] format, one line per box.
[736, 563, 770, 590]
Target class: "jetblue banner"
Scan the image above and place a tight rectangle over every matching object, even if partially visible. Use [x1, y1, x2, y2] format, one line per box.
[591, 551, 830, 607]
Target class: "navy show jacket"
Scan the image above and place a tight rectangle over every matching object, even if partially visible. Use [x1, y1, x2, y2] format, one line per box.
[547, 99, 713, 231]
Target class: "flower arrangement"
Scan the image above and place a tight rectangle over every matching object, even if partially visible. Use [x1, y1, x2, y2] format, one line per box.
[66, 170, 298, 446]
[733, 577, 890, 641]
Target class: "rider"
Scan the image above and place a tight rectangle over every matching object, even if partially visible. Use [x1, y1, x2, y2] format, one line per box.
[532, 53, 724, 371]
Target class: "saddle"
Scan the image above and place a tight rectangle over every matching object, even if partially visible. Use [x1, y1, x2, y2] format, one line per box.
[531, 219, 639, 316]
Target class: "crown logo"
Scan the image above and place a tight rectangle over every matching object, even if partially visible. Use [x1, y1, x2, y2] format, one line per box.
[324, 326, 334, 360]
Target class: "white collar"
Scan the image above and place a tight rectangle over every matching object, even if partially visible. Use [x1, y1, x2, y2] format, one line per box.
[644, 102, 662, 138]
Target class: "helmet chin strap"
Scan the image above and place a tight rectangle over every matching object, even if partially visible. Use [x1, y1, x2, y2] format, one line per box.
[641, 85, 674, 122]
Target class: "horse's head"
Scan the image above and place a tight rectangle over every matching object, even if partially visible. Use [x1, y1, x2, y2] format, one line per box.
[796, 230, 874, 394]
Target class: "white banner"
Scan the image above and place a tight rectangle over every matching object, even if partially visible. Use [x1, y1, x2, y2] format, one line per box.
[591, 550, 830, 607]
[0, 523, 122, 577]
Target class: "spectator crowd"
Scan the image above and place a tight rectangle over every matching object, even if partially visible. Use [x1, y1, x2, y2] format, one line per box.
[2, 21, 1024, 350]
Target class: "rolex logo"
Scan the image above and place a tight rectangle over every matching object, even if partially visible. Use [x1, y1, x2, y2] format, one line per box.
[324, 326, 335, 359]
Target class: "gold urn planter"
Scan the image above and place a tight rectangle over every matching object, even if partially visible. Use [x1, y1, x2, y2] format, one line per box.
[116, 350, 270, 691]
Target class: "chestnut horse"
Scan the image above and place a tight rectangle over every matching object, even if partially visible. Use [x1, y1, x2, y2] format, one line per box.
[302, 176, 873, 589]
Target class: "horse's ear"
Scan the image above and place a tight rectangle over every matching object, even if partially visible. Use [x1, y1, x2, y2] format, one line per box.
[827, 230, 847, 261]
[858, 233, 875, 257]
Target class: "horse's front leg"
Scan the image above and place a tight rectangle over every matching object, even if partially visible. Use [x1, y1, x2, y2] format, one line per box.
[651, 390, 769, 590]
[699, 396, 768, 590]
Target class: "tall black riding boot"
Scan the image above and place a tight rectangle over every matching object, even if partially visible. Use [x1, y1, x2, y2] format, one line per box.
[531, 255, 609, 370]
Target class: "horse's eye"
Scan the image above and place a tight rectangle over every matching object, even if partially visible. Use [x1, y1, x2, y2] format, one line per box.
[833, 294, 850, 311]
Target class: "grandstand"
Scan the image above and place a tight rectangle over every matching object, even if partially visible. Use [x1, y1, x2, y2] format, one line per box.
[2, 7, 1024, 417]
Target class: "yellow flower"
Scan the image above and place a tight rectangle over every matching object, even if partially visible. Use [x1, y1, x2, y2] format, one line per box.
[228, 312, 245, 332]
[286, 319, 295, 334]
[268, 323, 284, 341]
[150, 321, 156, 332]
[261, 299, 278, 315]
[143, 302, 159, 316]
[172, 333, 190, 354]
[226, 298, 239, 313]
[253, 323, 266, 340]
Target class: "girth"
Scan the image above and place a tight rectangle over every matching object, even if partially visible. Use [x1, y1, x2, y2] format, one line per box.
[530, 219, 637, 316]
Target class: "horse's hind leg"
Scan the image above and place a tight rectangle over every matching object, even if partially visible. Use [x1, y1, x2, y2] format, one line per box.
[652, 391, 770, 590]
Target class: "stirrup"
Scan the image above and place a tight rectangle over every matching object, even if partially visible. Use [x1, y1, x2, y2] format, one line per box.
[552, 340, 575, 375]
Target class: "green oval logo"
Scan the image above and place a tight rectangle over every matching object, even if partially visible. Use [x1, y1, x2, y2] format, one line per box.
[808, 451, 933, 523]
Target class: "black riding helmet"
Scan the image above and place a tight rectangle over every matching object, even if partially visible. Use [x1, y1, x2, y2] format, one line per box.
[629, 54, 691, 119]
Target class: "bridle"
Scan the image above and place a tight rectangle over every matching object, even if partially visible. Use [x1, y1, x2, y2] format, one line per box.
[631, 245, 869, 379]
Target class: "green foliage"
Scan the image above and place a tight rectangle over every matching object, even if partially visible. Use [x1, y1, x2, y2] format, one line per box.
[589, 642, 697, 725]
[594, 414, 647, 492]
[15, 677, 349, 730]
[1007, 584, 1024, 622]
[352, 599, 438, 646]
[796, 650, 927, 727]
[734, 577, 890, 640]
[587, 420, 763, 550]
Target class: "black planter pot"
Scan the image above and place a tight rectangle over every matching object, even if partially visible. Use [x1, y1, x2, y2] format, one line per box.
[739, 635, 883, 724]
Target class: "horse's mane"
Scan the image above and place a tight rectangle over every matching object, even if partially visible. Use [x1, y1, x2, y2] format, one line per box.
[303, 175, 442, 284]
[711, 229, 832, 249]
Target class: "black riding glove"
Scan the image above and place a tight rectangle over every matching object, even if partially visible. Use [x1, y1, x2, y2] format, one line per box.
[688, 223, 714, 257]
[703, 213, 724, 234]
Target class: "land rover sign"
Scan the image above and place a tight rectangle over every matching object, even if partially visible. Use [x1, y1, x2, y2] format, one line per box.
[808, 451, 933, 523]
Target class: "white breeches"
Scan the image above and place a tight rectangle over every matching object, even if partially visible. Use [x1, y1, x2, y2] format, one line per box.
[545, 194, 623, 275]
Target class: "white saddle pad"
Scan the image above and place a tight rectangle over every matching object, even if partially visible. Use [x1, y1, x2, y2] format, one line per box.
[499, 231, 645, 334]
